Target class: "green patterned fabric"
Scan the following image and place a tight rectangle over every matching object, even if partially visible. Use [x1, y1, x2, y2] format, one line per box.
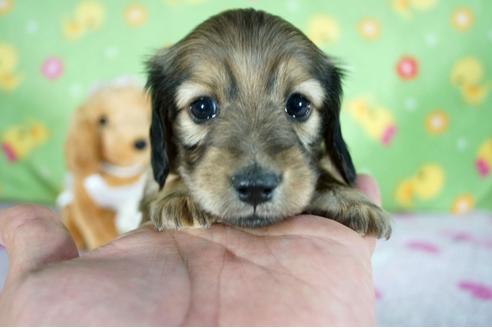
[0, 0, 491, 213]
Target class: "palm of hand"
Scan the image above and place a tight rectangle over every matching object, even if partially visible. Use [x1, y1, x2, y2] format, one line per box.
[2, 216, 374, 326]
[0, 176, 379, 325]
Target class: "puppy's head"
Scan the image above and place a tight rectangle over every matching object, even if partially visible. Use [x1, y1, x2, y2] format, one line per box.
[147, 9, 355, 227]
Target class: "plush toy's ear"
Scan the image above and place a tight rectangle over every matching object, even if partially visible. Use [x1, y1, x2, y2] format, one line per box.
[65, 103, 101, 177]
[146, 49, 178, 189]
[318, 58, 356, 186]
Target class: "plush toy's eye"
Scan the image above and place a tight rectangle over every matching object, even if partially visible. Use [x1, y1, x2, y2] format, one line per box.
[285, 93, 311, 121]
[98, 115, 108, 126]
[189, 96, 218, 123]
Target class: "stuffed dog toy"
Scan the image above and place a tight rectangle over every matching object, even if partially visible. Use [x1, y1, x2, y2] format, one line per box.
[141, 9, 391, 238]
[58, 82, 151, 249]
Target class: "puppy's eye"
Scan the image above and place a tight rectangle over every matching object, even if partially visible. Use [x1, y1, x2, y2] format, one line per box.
[98, 115, 108, 126]
[189, 96, 218, 123]
[285, 93, 311, 121]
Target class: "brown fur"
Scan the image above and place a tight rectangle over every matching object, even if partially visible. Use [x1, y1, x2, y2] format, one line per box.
[62, 85, 151, 249]
[142, 9, 391, 238]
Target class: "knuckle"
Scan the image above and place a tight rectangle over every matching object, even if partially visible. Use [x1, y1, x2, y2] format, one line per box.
[4, 204, 55, 223]
[2, 205, 59, 245]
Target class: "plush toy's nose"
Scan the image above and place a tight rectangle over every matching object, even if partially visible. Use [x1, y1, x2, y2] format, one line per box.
[134, 139, 147, 150]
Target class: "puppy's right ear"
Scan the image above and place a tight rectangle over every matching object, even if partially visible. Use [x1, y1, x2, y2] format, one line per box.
[149, 110, 168, 189]
[146, 49, 178, 189]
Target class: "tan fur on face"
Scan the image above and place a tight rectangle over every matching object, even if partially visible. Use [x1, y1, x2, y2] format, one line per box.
[175, 81, 210, 109]
[293, 79, 325, 107]
[293, 110, 321, 149]
[175, 82, 212, 147]
[181, 145, 316, 226]
[176, 111, 208, 147]
[175, 79, 324, 151]
[290, 79, 324, 149]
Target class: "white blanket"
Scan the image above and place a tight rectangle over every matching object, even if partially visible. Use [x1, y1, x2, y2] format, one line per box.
[373, 212, 492, 326]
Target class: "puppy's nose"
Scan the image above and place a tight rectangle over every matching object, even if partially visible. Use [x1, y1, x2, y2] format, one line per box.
[134, 139, 147, 150]
[232, 166, 280, 206]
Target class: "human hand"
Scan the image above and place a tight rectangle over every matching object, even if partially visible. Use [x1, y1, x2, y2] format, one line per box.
[0, 175, 381, 325]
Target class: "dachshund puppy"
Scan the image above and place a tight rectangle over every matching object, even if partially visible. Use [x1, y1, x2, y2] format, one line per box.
[141, 9, 391, 238]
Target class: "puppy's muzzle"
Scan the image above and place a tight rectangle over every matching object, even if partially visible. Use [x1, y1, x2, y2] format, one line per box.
[231, 165, 281, 206]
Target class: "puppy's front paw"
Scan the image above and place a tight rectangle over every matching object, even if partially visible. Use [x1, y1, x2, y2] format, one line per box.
[148, 193, 215, 231]
[307, 189, 392, 239]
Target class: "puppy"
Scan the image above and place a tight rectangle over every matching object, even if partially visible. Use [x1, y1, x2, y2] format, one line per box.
[141, 9, 391, 238]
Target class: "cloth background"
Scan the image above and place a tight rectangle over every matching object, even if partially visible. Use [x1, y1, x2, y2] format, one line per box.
[0, 0, 491, 212]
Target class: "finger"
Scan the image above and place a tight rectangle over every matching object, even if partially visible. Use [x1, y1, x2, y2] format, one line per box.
[0, 205, 78, 278]
[364, 236, 377, 253]
[355, 174, 382, 253]
[355, 174, 382, 206]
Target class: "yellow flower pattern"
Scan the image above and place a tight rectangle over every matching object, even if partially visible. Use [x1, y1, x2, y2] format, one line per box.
[392, 0, 437, 19]
[0, 0, 13, 16]
[346, 97, 397, 146]
[425, 110, 449, 135]
[358, 18, 380, 41]
[0, 43, 22, 91]
[124, 3, 148, 27]
[1, 121, 49, 162]
[450, 194, 474, 214]
[62, 0, 105, 40]
[395, 164, 445, 208]
[306, 14, 340, 47]
[450, 7, 474, 32]
[450, 57, 489, 105]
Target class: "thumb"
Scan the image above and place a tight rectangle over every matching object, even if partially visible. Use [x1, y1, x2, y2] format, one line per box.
[0, 205, 78, 281]
[355, 174, 382, 207]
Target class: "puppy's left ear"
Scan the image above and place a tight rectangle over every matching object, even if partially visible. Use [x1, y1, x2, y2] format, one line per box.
[318, 59, 356, 186]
